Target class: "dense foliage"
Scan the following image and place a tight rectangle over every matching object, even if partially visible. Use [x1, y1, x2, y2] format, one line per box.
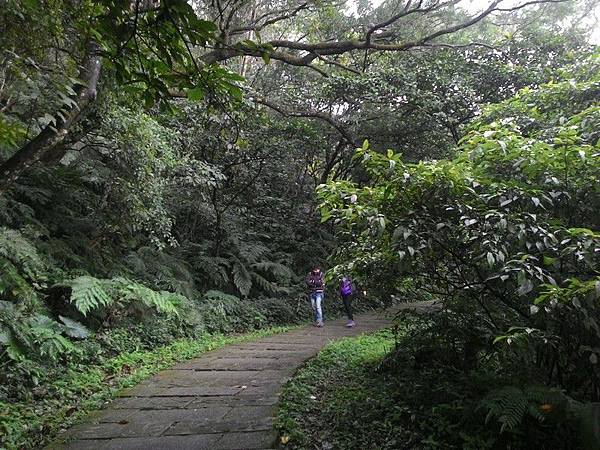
[319, 55, 600, 446]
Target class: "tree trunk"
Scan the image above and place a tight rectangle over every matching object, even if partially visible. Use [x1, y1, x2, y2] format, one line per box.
[0, 42, 102, 195]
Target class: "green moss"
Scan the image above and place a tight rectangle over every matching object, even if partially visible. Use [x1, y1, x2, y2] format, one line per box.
[0, 326, 293, 449]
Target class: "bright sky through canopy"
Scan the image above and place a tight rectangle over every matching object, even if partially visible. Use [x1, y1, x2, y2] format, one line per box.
[346, 0, 600, 43]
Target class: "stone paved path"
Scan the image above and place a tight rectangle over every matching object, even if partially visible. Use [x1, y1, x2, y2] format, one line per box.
[51, 306, 428, 450]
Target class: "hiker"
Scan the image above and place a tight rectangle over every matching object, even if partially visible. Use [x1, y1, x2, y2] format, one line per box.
[340, 276, 355, 327]
[306, 266, 325, 327]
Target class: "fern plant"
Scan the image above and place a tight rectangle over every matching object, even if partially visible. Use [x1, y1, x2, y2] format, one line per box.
[58, 276, 112, 316]
[57, 275, 181, 318]
[0, 228, 47, 305]
[221, 235, 295, 298]
[0, 301, 89, 363]
[482, 385, 568, 432]
[124, 246, 196, 298]
[231, 256, 252, 297]
[199, 290, 267, 333]
[0, 257, 39, 304]
[112, 277, 181, 316]
[0, 227, 46, 281]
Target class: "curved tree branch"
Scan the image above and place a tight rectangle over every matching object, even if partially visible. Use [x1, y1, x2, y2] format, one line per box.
[201, 0, 568, 68]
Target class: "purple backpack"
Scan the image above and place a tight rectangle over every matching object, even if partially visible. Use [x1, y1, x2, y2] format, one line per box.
[340, 278, 353, 296]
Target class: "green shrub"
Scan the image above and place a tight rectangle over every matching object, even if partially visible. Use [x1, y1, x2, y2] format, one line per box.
[196, 290, 268, 333]
[254, 297, 302, 325]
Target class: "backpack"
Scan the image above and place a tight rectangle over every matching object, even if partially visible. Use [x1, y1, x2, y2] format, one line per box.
[340, 278, 353, 296]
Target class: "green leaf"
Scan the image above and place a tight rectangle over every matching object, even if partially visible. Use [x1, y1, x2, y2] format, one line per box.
[187, 87, 204, 101]
[58, 276, 112, 316]
[59, 316, 91, 339]
[320, 207, 332, 223]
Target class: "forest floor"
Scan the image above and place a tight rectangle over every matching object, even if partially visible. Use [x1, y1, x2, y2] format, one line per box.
[49, 306, 433, 450]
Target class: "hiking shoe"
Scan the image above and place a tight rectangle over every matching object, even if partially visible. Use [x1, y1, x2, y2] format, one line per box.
[317, 320, 324, 327]
[346, 320, 355, 328]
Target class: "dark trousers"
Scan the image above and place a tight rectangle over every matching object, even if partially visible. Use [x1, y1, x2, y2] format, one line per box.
[342, 294, 353, 320]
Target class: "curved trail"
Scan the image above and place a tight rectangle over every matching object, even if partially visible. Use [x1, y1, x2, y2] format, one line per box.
[53, 305, 431, 450]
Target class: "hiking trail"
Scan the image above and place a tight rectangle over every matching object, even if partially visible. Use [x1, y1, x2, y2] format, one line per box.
[53, 303, 433, 450]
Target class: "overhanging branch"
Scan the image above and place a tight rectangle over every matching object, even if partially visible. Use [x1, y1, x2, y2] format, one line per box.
[201, 0, 568, 71]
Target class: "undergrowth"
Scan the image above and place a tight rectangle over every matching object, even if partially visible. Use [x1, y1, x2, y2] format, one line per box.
[276, 327, 582, 450]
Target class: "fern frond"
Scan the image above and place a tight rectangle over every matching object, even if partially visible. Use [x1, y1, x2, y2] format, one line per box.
[251, 261, 293, 282]
[232, 260, 252, 297]
[58, 315, 91, 339]
[238, 243, 269, 264]
[0, 257, 38, 303]
[59, 276, 112, 316]
[0, 227, 45, 280]
[483, 386, 528, 432]
[133, 246, 196, 295]
[112, 277, 180, 316]
[0, 303, 80, 361]
[482, 385, 568, 433]
[190, 252, 230, 286]
[250, 272, 277, 294]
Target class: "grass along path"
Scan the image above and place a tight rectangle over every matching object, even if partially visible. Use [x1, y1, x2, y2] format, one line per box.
[275, 325, 581, 450]
[275, 330, 400, 450]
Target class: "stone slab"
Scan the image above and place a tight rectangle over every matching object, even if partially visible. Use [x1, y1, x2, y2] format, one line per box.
[68, 421, 171, 439]
[51, 434, 224, 450]
[165, 416, 273, 435]
[100, 434, 223, 450]
[118, 386, 241, 397]
[124, 406, 231, 423]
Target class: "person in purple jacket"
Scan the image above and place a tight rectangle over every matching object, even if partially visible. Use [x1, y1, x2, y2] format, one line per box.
[306, 266, 325, 327]
[340, 276, 355, 328]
